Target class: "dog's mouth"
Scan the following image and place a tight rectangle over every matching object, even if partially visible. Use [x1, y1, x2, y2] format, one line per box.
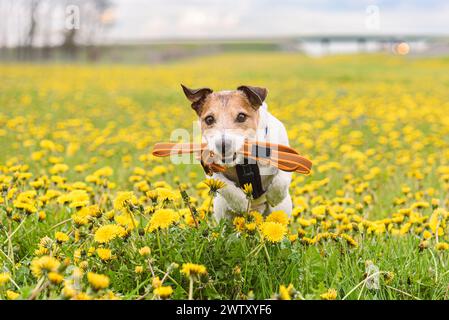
[216, 152, 238, 165]
[221, 152, 237, 164]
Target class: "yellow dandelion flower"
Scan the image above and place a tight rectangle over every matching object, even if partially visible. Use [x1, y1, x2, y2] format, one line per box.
[411, 201, 430, 210]
[266, 210, 290, 226]
[156, 187, 178, 202]
[13, 200, 37, 214]
[250, 211, 264, 225]
[152, 276, 162, 288]
[6, 290, 20, 300]
[145, 209, 179, 232]
[38, 211, 46, 221]
[297, 217, 316, 227]
[146, 190, 159, 202]
[233, 216, 245, 232]
[431, 198, 440, 207]
[419, 240, 429, 251]
[49, 163, 69, 175]
[259, 222, 287, 243]
[0, 272, 11, 286]
[97, 248, 113, 261]
[62, 281, 76, 298]
[135, 266, 144, 273]
[311, 205, 327, 216]
[150, 165, 168, 176]
[30, 256, 60, 278]
[71, 213, 90, 226]
[341, 233, 358, 247]
[74, 292, 92, 300]
[55, 231, 69, 243]
[94, 224, 126, 243]
[87, 272, 110, 290]
[297, 227, 307, 237]
[34, 246, 49, 256]
[66, 189, 90, 208]
[242, 183, 253, 198]
[320, 288, 337, 300]
[423, 230, 432, 239]
[99, 291, 121, 300]
[363, 195, 373, 205]
[113, 191, 138, 212]
[139, 246, 151, 256]
[203, 178, 226, 194]
[435, 242, 449, 251]
[279, 284, 295, 300]
[302, 237, 316, 245]
[94, 166, 113, 177]
[181, 263, 207, 277]
[83, 204, 102, 217]
[153, 286, 173, 299]
[245, 222, 257, 232]
[48, 272, 64, 284]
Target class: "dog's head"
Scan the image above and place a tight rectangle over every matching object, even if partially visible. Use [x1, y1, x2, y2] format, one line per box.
[181, 84, 267, 166]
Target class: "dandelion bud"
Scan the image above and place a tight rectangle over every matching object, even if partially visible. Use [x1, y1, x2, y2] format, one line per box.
[152, 276, 162, 288]
[139, 246, 151, 256]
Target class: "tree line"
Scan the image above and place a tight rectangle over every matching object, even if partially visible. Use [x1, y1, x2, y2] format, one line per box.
[0, 0, 114, 61]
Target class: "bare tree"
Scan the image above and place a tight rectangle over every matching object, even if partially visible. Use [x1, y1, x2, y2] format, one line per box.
[23, 0, 42, 58]
[0, 0, 115, 61]
[0, 1, 12, 48]
[26, 0, 40, 47]
[60, 0, 114, 60]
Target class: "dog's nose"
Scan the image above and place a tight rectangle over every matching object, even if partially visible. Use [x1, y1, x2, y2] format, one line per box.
[215, 136, 233, 158]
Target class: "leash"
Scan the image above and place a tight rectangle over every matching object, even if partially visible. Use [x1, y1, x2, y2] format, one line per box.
[152, 141, 312, 175]
[152, 141, 312, 199]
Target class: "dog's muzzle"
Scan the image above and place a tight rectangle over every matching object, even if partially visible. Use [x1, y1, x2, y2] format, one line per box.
[215, 135, 237, 162]
[208, 133, 245, 165]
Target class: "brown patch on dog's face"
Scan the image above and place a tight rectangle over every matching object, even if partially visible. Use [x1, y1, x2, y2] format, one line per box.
[181, 84, 268, 165]
[199, 91, 259, 135]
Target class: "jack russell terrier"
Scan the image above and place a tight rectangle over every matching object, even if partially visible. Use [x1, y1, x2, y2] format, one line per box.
[181, 84, 292, 220]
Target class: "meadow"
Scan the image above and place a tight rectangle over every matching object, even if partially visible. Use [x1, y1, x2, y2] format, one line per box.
[1, 53, 449, 300]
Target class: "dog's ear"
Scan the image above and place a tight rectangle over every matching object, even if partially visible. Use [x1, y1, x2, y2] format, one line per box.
[237, 85, 268, 109]
[181, 84, 213, 115]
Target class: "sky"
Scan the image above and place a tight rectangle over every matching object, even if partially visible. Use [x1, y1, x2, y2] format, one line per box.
[106, 0, 449, 41]
[1, 0, 448, 47]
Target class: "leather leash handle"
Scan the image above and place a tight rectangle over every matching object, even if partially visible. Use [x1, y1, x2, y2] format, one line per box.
[152, 142, 205, 157]
[240, 149, 311, 174]
[152, 142, 226, 173]
[152, 141, 312, 174]
[241, 141, 312, 174]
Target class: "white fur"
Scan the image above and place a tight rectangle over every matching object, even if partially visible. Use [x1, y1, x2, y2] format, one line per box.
[208, 103, 293, 220]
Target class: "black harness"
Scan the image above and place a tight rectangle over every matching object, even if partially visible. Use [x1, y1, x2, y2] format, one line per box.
[235, 144, 272, 199]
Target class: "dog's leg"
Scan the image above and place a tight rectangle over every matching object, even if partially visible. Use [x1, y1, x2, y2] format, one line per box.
[265, 170, 292, 212]
[269, 193, 293, 215]
[212, 174, 249, 217]
[213, 194, 231, 222]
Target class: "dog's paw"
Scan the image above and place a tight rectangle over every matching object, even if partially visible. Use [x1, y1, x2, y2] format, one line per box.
[217, 187, 248, 213]
[265, 174, 289, 207]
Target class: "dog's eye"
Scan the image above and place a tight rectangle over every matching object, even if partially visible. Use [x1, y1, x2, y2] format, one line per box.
[236, 113, 247, 123]
[204, 115, 215, 126]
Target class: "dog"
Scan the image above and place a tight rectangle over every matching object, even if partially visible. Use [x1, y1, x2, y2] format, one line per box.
[181, 84, 292, 220]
